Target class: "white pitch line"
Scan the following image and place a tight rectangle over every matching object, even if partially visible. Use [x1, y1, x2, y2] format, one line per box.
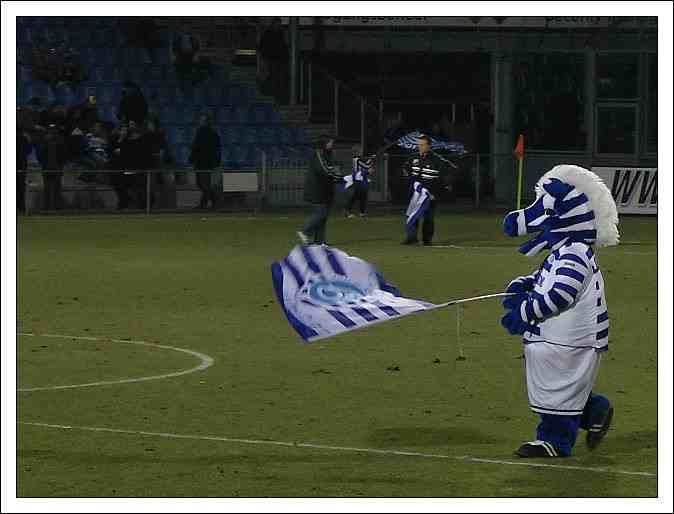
[17, 421, 656, 479]
[428, 244, 656, 256]
[17, 332, 214, 392]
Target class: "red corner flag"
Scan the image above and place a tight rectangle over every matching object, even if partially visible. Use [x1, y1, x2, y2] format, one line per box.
[513, 134, 525, 160]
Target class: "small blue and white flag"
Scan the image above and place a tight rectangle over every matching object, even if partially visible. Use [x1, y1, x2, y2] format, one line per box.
[405, 181, 432, 232]
[271, 245, 438, 342]
[342, 158, 373, 190]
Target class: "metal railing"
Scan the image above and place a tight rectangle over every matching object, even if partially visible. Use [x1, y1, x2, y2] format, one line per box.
[18, 152, 543, 214]
[299, 58, 382, 155]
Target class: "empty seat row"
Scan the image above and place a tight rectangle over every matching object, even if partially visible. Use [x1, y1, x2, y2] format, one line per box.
[164, 124, 308, 147]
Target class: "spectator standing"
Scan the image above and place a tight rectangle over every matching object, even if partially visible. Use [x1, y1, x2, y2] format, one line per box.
[118, 81, 148, 126]
[258, 18, 288, 103]
[345, 145, 375, 218]
[190, 113, 221, 209]
[36, 123, 67, 210]
[17, 111, 32, 213]
[172, 30, 201, 85]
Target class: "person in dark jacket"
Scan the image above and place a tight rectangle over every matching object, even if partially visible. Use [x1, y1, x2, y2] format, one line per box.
[36, 124, 67, 210]
[400, 133, 451, 246]
[297, 136, 341, 245]
[118, 81, 148, 126]
[17, 114, 32, 214]
[190, 113, 221, 209]
[258, 18, 288, 103]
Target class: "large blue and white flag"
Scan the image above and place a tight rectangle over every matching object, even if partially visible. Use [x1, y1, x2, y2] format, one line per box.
[396, 130, 466, 153]
[271, 245, 438, 342]
[405, 181, 432, 232]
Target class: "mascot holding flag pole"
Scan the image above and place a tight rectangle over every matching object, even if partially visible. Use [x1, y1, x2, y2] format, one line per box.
[501, 164, 620, 458]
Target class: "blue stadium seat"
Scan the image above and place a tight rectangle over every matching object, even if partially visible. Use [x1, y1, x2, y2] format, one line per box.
[220, 145, 231, 167]
[159, 105, 177, 125]
[176, 106, 194, 125]
[246, 145, 262, 166]
[256, 125, 275, 146]
[16, 46, 30, 66]
[294, 127, 309, 145]
[174, 125, 190, 145]
[216, 106, 234, 124]
[250, 104, 268, 124]
[99, 82, 121, 105]
[239, 126, 257, 145]
[174, 87, 195, 105]
[147, 66, 164, 82]
[17, 26, 32, 44]
[18, 65, 32, 82]
[203, 86, 222, 106]
[17, 84, 28, 104]
[53, 85, 75, 106]
[219, 126, 240, 145]
[125, 66, 145, 83]
[164, 125, 178, 146]
[99, 104, 118, 123]
[276, 126, 292, 145]
[28, 81, 51, 100]
[232, 105, 251, 124]
[228, 145, 247, 167]
[175, 144, 191, 166]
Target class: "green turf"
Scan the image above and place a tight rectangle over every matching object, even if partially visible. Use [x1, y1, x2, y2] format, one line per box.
[16, 210, 658, 497]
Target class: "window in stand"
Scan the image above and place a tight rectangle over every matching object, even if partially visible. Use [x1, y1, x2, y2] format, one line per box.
[513, 53, 585, 151]
[596, 53, 639, 100]
[595, 103, 638, 156]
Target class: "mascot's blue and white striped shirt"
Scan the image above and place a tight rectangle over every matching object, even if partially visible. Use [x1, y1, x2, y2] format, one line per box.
[510, 242, 608, 350]
[502, 165, 620, 351]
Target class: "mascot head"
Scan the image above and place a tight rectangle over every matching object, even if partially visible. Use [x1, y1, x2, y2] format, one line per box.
[503, 164, 620, 257]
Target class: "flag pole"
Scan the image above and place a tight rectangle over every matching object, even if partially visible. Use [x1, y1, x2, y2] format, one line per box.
[516, 156, 524, 209]
[513, 134, 525, 209]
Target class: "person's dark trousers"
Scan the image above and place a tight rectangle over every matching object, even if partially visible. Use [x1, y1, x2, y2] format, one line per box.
[406, 199, 436, 244]
[17, 171, 27, 213]
[302, 203, 330, 244]
[42, 172, 63, 210]
[196, 171, 217, 208]
[421, 199, 436, 243]
[112, 172, 133, 209]
[346, 185, 369, 215]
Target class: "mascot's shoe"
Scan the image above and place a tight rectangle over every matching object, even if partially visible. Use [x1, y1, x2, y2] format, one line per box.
[586, 406, 614, 451]
[515, 440, 561, 458]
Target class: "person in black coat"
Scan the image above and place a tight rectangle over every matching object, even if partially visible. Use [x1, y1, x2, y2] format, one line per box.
[36, 124, 67, 211]
[118, 81, 148, 126]
[190, 114, 222, 209]
[400, 134, 451, 246]
[297, 135, 341, 245]
[17, 115, 32, 214]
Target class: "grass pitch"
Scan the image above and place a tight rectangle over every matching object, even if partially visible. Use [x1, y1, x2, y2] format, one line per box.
[17, 210, 657, 497]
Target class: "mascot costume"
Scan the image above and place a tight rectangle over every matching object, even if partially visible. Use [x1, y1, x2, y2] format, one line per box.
[501, 164, 620, 458]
